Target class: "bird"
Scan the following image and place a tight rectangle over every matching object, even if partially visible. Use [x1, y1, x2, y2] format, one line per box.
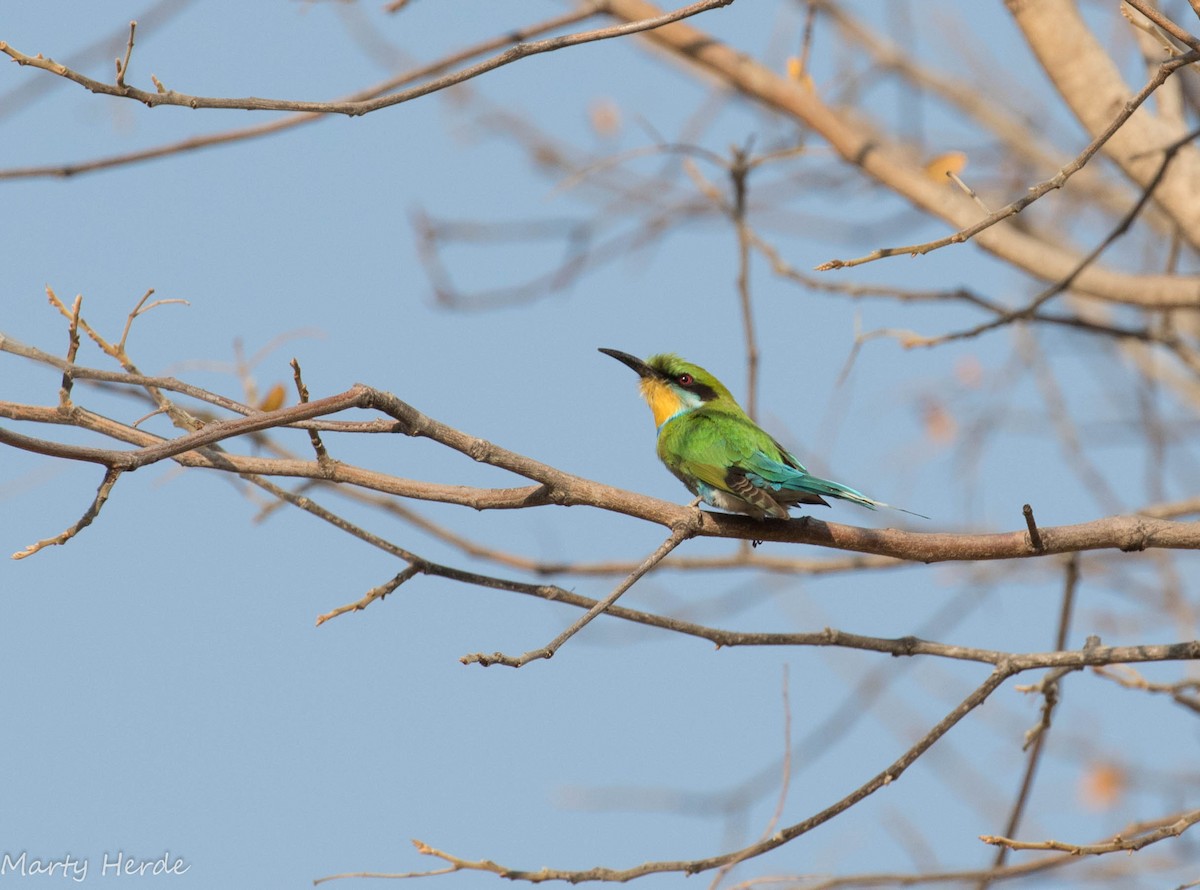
[599, 348, 926, 521]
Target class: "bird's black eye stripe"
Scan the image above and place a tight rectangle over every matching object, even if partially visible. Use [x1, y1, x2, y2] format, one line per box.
[669, 373, 717, 402]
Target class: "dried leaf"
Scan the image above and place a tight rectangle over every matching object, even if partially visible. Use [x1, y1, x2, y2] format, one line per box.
[258, 382, 286, 412]
[920, 397, 957, 445]
[588, 99, 621, 138]
[1079, 761, 1126, 810]
[924, 151, 967, 183]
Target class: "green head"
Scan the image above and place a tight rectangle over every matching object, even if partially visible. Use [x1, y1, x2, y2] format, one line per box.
[599, 349, 742, 429]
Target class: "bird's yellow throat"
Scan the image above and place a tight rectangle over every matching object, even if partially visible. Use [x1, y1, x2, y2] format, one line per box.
[638, 378, 683, 429]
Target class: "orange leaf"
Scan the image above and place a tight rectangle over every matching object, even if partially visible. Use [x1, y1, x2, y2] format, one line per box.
[588, 99, 621, 138]
[785, 57, 814, 91]
[924, 151, 967, 183]
[1079, 761, 1126, 811]
[920, 397, 957, 445]
[258, 382, 286, 412]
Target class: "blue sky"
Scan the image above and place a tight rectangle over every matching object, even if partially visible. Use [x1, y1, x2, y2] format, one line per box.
[3, 2, 1196, 888]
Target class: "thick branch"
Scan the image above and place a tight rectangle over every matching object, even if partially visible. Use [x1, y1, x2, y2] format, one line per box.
[3, 391, 1200, 562]
[1009, 0, 1200, 247]
[601, 0, 1200, 308]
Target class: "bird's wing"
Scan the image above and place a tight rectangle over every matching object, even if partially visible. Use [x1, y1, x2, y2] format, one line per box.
[669, 412, 929, 519]
[664, 412, 792, 492]
[664, 414, 827, 511]
[660, 410, 759, 494]
[660, 422, 732, 494]
[769, 437, 810, 474]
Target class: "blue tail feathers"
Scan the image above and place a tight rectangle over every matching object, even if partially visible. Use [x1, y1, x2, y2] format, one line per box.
[744, 452, 929, 519]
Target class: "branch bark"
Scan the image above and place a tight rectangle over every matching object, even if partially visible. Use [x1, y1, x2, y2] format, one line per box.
[601, 0, 1200, 308]
[4, 386, 1199, 563]
[1008, 0, 1200, 248]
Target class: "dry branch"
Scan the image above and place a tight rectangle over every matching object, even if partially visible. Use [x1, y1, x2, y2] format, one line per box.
[4, 380, 1200, 562]
[4, 314, 1200, 563]
[602, 0, 1200, 308]
[981, 808, 1200, 856]
[0, 1, 731, 116]
[5, 5, 1200, 888]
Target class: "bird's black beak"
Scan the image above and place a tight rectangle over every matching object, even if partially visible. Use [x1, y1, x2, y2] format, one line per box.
[599, 348, 655, 379]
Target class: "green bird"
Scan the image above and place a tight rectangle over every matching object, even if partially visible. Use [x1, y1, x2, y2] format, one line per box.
[599, 348, 925, 521]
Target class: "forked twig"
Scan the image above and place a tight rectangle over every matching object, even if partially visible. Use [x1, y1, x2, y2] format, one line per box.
[460, 518, 701, 667]
[114, 20, 136, 90]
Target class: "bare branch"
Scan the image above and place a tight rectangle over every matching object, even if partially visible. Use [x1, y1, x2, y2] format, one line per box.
[601, 0, 1200, 308]
[315, 566, 420, 627]
[113, 20, 136, 90]
[0, 1, 732, 117]
[894, 124, 1200, 348]
[0, 5, 605, 180]
[1009, 0, 1200, 246]
[815, 51, 1200, 272]
[981, 808, 1200, 856]
[390, 667, 1013, 883]
[7, 5, 1200, 887]
[1092, 663, 1200, 716]
[707, 665, 794, 889]
[978, 556, 1080, 889]
[4, 375, 1200, 561]
[58, 294, 82, 408]
[290, 358, 328, 464]
[11, 467, 122, 560]
[461, 516, 701, 667]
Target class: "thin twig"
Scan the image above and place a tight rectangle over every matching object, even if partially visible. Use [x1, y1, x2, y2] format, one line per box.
[12, 467, 122, 559]
[895, 123, 1200, 348]
[315, 566, 420, 626]
[1092, 663, 1200, 716]
[460, 517, 701, 667]
[981, 808, 1200, 855]
[58, 295, 82, 408]
[730, 142, 759, 421]
[0, 1, 733, 117]
[117, 288, 189, 354]
[0, 5, 604, 181]
[382, 666, 1014, 883]
[290, 358, 328, 464]
[1123, 0, 1200, 52]
[816, 50, 1200, 271]
[978, 555, 1079, 889]
[114, 20, 136, 90]
[707, 665, 793, 889]
[751, 228, 1172, 340]
[1023, 504, 1043, 553]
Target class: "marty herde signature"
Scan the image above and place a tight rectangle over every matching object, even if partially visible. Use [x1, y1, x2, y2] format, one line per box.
[1, 850, 190, 882]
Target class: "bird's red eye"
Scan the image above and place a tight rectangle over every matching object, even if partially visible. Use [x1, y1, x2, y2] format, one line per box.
[678, 373, 693, 386]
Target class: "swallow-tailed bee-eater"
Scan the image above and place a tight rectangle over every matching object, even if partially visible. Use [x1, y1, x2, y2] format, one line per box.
[599, 348, 925, 521]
